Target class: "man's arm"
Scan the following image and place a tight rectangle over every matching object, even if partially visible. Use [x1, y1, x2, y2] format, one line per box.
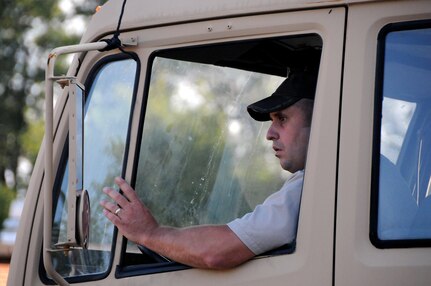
[100, 177, 255, 269]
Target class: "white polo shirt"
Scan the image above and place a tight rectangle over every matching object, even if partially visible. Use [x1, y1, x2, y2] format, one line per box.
[227, 170, 304, 255]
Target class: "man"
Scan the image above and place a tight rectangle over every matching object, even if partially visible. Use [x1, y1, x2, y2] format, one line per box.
[100, 70, 317, 269]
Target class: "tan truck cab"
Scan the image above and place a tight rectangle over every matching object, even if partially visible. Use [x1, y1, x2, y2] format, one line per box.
[8, 0, 431, 285]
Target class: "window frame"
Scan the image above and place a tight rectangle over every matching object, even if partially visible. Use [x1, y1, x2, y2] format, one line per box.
[40, 52, 141, 284]
[370, 19, 431, 249]
[117, 34, 322, 277]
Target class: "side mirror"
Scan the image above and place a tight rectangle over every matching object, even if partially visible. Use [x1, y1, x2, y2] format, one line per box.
[55, 79, 90, 249]
[43, 41, 108, 285]
[71, 81, 90, 249]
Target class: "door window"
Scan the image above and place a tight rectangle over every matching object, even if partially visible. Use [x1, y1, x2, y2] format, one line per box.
[372, 24, 431, 246]
[124, 35, 322, 271]
[49, 56, 138, 279]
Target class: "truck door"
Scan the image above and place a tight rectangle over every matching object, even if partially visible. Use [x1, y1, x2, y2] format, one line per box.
[14, 5, 345, 286]
[109, 7, 345, 286]
[336, 1, 431, 285]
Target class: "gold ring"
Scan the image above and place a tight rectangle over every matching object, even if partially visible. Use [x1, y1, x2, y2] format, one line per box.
[115, 208, 122, 215]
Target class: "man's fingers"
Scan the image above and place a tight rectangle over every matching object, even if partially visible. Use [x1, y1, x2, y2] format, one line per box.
[100, 200, 119, 214]
[103, 208, 121, 223]
[114, 177, 139, 202]
[103, 186, 129, 207]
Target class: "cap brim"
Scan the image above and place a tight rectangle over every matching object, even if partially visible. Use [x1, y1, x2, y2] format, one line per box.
[247, 70, 318, 121]
[247, 96, 300, 121]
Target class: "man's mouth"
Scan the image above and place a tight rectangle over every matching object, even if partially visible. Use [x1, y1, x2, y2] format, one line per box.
[273, 146, 282, 156]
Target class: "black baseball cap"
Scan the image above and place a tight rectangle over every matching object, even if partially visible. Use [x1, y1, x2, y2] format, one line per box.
[247, 70, 318, 121]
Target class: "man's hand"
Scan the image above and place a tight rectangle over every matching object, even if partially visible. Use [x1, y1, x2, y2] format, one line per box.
[100, 177, 157, 245]
[100, 177, 255, 269]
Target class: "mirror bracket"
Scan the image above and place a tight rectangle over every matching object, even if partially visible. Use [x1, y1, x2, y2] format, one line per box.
[44, 41, 107, 286]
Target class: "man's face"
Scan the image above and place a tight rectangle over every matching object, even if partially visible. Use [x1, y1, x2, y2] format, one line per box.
[266, 101, 311, 173]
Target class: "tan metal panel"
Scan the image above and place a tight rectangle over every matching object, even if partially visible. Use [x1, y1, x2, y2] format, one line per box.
[102, 7, 345, 286]
[337, 0, 431, 285]
[81, 0, 357, 43]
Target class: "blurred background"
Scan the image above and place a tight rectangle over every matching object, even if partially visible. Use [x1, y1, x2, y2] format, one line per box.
[0, 0, 107, 284]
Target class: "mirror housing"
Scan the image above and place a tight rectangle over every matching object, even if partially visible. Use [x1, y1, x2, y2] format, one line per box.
[54, 79, 90, 249]
[44, 41, 108, 286]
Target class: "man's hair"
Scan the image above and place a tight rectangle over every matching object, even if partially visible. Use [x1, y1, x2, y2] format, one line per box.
[295, 98, 314, 127]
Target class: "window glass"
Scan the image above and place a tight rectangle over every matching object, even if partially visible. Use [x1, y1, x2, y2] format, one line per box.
[50, 58, 137, 278]
[377, 26, 431, 242]
[380, 97, 416, 164]
[128, 35, 322, 262]
[137, 59, 287, 227]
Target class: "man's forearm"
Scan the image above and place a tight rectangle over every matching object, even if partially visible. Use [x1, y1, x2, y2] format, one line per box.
[140, 224, 255, 269]
[101, 177, 254, 270]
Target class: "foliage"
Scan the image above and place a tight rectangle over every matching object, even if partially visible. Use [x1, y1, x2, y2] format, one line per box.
[19, 119, 45, 164]
[0, 0, 107, 188]
[0, 184, 15, 230]
[0, 0, 107, 228]
[1, 0, 59, 183]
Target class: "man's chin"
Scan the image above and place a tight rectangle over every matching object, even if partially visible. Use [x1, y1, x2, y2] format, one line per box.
[279, 160, 291, 171]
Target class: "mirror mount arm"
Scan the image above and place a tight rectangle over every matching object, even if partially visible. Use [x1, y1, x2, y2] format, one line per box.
[44, 41, 107, 286]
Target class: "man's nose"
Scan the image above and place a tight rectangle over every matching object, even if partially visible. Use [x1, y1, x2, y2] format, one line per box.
[266, 123, 278, 141]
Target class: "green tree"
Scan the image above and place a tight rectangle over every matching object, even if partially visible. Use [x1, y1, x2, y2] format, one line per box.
[0, 184, 14, 230]
[0, 0, 106, 229]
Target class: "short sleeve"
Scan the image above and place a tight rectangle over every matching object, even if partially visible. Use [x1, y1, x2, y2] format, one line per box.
[227, 171, 303, 255]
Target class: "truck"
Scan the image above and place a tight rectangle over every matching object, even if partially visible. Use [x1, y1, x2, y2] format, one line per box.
[8, 0, 431, 285]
